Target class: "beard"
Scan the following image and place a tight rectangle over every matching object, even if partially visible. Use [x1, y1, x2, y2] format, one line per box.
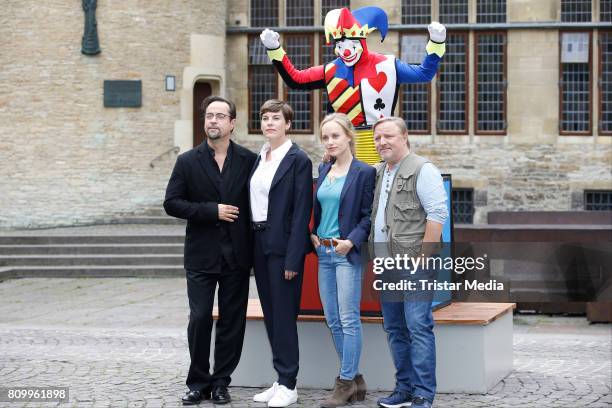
[206, 128, 221, 139]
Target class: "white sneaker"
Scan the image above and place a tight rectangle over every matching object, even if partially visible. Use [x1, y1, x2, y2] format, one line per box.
[253, 382, 279, 403]
[267, 385, 298, 407]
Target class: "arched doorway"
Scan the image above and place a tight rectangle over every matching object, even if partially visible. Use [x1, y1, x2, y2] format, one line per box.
[193, 81, 212, 147]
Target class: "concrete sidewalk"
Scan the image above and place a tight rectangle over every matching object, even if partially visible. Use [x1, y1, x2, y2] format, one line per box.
[0, 277, 610, 408]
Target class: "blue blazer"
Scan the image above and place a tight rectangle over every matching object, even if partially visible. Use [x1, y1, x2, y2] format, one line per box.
[313, 158, 376, 265]
[249, 143, 313, 274]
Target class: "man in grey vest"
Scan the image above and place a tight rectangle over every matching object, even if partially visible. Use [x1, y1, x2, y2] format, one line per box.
[370, 117, 448, 408]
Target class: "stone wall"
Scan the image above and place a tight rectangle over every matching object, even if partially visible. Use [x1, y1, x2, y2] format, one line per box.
[0, 0, 226, 229]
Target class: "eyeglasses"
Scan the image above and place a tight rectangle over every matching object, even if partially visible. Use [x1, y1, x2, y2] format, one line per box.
[204, 112, 231, 121]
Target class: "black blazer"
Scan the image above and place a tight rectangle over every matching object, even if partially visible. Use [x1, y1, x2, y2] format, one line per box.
[313, 158, 376, 265]
[164, 141, 257, 271]
[249, 143, 313, 274]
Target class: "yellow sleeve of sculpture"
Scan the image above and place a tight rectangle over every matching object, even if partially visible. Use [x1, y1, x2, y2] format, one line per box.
[426, 40, 445, 58]
[267, 47, 286, 62]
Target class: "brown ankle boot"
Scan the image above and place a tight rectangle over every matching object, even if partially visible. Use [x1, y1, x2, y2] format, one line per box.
[353, 374, 367, 401]
[321, 377, 357, 407]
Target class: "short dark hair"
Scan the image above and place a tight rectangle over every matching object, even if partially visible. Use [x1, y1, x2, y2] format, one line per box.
[260, 99, 293, 123]
[201, 95, 236, 120]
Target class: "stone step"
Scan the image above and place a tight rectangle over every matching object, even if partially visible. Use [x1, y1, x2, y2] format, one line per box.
[0, 265, 184, 280]
[139, 208, 167, 217]
[0, 244, 184, 255]
[111, 216, 185, 225]
[0, 235, 184, 245]
[0, 254, 183, 267]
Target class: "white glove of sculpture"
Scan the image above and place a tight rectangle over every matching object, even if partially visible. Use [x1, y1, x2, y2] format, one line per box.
[427, 21, 446, 43]
[260, 28, 280, 49]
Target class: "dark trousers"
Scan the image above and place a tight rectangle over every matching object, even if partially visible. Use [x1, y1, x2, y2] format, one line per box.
[253, 230, 304, 389]
[185, 262, 250, 391]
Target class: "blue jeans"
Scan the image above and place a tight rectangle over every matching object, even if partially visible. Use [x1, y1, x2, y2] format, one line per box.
[316, 245, 363, 380]
[381, 299, 436, 403]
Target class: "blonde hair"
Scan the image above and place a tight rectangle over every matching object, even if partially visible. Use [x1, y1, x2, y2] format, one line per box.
[319, 113, 356, 161]
[372, 116, 410, 149]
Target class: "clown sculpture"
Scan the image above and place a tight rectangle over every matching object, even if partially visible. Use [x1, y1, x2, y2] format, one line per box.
[260, 7, 446, 163]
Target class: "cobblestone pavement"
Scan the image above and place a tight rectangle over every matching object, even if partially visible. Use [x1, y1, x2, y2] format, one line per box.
[0, 278, 610, 408]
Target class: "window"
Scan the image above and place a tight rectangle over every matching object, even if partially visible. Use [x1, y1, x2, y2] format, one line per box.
[452, 188, 474, 224]
[585, 190, 612, 210]
[286, 0, 314, 27]
[561, 0, 591, 22]
[400, 34, 431, 133]
[248, 36, 278, 132]
[439, 0, 468, 24]
[320, 35, 337, 122]
[477, 0, 506, 23]
[284, 35, 314, 132]
[322, 0, 349, 25]
[251, 0, 279, 27]
[401, 0, 431, 25]
[602, 0, 612, 22]
[600, 31, 612, 135]
[559, 31, 592, 135]
[438, 33, 468, 134]
[475, 32, 506, 134]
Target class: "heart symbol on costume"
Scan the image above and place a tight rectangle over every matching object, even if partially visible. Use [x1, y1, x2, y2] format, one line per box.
[368, 71, 387, 93]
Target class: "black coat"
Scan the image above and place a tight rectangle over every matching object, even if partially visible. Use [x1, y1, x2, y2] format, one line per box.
[164, 141, 257, 271]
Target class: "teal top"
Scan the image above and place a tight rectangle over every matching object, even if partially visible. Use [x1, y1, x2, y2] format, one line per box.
[316, 174, 346, 238]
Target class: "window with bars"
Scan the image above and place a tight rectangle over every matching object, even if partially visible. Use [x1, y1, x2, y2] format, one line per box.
[321, 0, 349, 25]
[248, 36, 278, 132]
[475, 32, 506, 134]
[438, 33, 468, 133]
[561, 0, 591, 22]
[560, 32, 591, 135]
[401, 0, 431, 25]
[452, 188, 474, 224]
[602, 0, 612, 22]
[400, 34, 431, 133]
[600, 31, 612, 135]
[477, 0, 506, 23]
[439, 0, 468, 24]
[287, 0, 314, 27]
[320, 35, 337, 122]
[251, 0, 279, 27]
[585, 190, 612, 210]
[284, 35, 314, 132]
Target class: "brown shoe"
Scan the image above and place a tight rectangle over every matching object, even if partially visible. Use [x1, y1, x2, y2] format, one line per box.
[353, 374, 367, 401]
[321, 377, 357, 407]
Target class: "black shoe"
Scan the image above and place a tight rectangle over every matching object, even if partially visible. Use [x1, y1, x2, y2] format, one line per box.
[212, 385, 231, 405]
[181, 388, 212, 405]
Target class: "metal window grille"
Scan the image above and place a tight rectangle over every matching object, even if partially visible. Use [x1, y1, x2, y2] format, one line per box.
[287, 0, 314, 27]
[452, 188, 474, 224]
[602, 0, 612, 22]
[600, 31, 612, 133]
[561, 0, 592, 22]
[438, 33, 467, 133]
[320, 36, 337, 121]
[439, 0, 468, 24]
[477, 0, 506, 23]
[248, 37, 278, 131]
[476, 32, 506, 133]
[322, 0, 349, 25]
[585, 190, 612, 210]
[285, 35, 313, 131]
[251, 0, 279, 27]
[561, 62, 591, 133]
[400, 34, 430, 133]
[401, 0, 431, 25]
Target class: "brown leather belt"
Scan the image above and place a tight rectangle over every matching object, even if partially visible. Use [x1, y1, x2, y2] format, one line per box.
[319, 238, 338, 247]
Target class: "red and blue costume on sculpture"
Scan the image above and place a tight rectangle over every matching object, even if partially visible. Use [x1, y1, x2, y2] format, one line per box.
[260, 7, 446, 162]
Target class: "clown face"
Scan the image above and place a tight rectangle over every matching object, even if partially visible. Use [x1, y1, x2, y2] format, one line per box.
[334, 38, 363, 66]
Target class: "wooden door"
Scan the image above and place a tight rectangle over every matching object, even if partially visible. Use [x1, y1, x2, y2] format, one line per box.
[193, 82, 212, 147]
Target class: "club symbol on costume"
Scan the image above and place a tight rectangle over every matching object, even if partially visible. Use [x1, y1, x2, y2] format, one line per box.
[374, 98, 385, 111]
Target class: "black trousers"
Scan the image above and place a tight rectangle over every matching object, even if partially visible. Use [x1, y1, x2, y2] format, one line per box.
[185, 262, 250, 391]
[253, 230, 304, 389]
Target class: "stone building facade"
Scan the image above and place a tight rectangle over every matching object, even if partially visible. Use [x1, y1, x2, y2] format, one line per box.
[0, 0, 610, 229]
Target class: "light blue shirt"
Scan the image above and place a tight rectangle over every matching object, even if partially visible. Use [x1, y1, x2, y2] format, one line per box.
[316, 175, 346, 238]
[374, 162, 449, 243]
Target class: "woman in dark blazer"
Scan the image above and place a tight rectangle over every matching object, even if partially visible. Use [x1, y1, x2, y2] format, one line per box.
[311, 113, 376, 407]
[249, 100, 313, 408]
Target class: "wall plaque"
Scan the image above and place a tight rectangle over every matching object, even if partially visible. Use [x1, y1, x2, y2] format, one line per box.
[104, 80, 142, 108]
